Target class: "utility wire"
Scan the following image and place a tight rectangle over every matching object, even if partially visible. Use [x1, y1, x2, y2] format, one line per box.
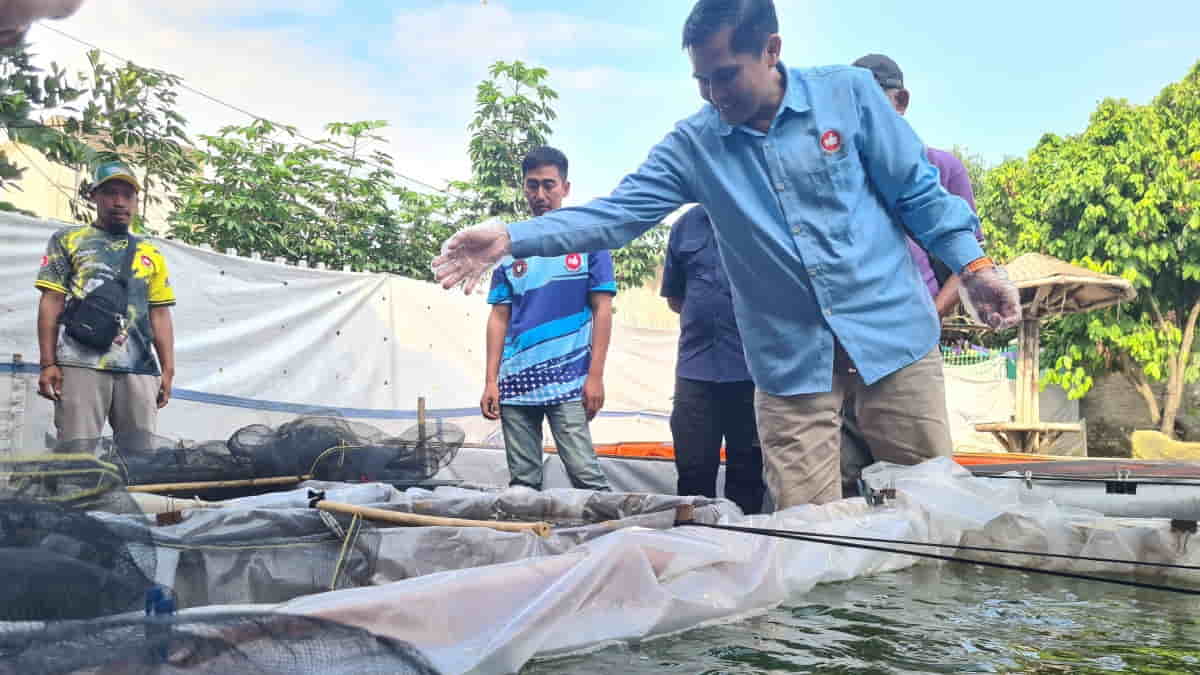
[35, 24, 469, 200]
[691, 522, 1200, 572]
[681, 521, 1200, 596]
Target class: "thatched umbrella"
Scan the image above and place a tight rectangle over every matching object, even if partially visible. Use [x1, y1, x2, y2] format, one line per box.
[973, 253, 1136, 453]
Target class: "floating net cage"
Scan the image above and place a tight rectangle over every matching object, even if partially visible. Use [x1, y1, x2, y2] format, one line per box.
[73, 416, 463, 488]
[0, 454, 157, 621]
[0, 612, 442, 675]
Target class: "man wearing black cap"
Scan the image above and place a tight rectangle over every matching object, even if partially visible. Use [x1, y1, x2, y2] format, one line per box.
[35, 160, 176, 453]
[841, 53, 986, 494]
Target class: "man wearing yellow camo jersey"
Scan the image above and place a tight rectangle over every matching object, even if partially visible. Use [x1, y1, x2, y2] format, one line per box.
[35, 161, 176, 452]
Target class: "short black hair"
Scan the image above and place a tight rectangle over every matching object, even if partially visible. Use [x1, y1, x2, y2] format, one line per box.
[681, 0, 778, 55]
[521, 146, 568, 181]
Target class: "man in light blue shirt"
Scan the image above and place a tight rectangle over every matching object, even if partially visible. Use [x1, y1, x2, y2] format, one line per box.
[435, 0, 1019, 509]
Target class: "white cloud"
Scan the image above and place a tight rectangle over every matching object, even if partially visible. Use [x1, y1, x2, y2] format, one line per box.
[27, 1, 475, 191]
[20, 1, 688, 203]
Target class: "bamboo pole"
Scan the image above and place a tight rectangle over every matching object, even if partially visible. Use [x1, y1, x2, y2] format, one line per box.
[313, 499, 551, 537]
[127, 475, 309, 493]
[417, 396, 427, 443]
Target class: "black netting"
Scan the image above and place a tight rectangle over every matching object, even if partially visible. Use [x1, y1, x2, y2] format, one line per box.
[0, 612, 442, 674]
[308, 419, 465, 484]
[0, 500, 156, 621]
[230, 416, 462, 483]
[0, 453, 142, 513]
[98, 432, 255, 486]
[44, 416, 462, 490]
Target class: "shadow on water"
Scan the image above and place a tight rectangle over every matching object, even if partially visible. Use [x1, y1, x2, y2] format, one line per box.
[522, 564, 1200, 674]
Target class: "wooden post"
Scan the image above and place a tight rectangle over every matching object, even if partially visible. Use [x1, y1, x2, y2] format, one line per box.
[1014, 318, 1042, 452]
[417, 396, 427, 443]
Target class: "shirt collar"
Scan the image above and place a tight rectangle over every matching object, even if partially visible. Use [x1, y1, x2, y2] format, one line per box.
[715, 61, 811, 137]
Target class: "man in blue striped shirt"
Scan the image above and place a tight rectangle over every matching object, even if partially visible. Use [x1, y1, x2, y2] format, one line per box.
[481, 146, 614, 491]
[438, 1, 1019, 509]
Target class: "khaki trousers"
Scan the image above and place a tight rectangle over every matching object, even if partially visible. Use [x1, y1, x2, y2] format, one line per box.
[54, 366, 159, 453]
[755, 347, 951, 510]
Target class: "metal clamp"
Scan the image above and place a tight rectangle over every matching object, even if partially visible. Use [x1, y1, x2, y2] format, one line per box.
[860, 480, 896, 507]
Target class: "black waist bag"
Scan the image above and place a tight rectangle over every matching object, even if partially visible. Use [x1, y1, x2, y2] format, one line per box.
[63, 236, 136, 351]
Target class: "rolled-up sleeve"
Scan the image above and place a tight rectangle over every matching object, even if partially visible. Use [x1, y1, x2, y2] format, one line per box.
[852, 70, 983, 273]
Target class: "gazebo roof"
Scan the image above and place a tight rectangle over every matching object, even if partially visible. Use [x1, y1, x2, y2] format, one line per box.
[1003, 253, 1137, 319]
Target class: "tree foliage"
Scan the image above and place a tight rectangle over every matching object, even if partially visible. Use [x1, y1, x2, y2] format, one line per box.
[75, 49, 199, 226]
[979, 60, 1200, 436]
[4, 47, 666, 289]
[168, 119, 454, 280]
[0, 41, 91, 213]
[171, 59, 666, 289]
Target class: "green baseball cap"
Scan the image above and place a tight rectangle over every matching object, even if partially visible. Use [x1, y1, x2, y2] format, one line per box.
[91, 160, 141, 192]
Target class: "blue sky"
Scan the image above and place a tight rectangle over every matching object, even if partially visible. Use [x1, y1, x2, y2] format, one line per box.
[27, 0, 1200, 207]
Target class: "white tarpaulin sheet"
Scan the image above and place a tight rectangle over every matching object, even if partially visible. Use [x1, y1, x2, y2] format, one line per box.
[262, 458, 1194, 674]
[0, 212, 676, 453]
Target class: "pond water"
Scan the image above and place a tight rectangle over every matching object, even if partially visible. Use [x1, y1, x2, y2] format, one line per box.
[523, 563, 1200, 673]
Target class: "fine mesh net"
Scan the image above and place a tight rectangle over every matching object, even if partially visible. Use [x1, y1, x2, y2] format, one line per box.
[98, 433, 256, 486]
[46, 416, 463, 489]
[0, 612, 442, 675]
[229, 416, 462, 483]
[0, 500, 156, 621]
[308, 419, 466, 484]
[0, 453, 141, 513]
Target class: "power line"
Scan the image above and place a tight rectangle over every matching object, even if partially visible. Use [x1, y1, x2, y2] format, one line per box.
[35, 24, 469, 201]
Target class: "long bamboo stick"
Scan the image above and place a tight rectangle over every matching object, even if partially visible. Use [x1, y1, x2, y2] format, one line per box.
[313, 499, 551, 537]
[127, 475, 308, 493]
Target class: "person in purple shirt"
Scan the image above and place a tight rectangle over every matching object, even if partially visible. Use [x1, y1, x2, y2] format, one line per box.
[841, 53, 987, 495]
[661, 205, 765, 514]
[852, 54, 986, 319]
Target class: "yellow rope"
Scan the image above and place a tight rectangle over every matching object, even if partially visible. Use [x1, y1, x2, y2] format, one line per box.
[330, 513, 363, 591]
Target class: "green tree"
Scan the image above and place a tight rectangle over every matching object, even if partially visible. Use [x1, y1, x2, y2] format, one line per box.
[76, 49, 199, 227]
[0, 41, 91, 214]
[453, 60, 667, 289]
[979, 61, 1200, 437]
[168, 118, 454, 281]
[172, 59, 668, 288]
[454, 60, 558, 221]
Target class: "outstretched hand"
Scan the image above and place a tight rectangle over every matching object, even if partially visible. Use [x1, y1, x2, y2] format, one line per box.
[959, 264, 1022, 331]
[431, 218, 512, 295]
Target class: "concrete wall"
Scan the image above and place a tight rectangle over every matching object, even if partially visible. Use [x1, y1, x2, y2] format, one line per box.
[1080, 372, 1200, 457]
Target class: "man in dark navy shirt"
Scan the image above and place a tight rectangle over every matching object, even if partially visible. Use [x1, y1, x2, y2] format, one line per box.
[661, 205, 764, 514]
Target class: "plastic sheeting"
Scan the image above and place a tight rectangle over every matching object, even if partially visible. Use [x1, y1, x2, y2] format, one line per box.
[105, 481, 739, 610]
[264, 458, 1197, 674]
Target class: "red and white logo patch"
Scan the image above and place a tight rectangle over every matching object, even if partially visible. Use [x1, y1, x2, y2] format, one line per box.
[565, 253, 582, 271]
[140, 255, 153, 270]
[512, 260, 528, 277]
[820, 129, 842, 153]
[40, 255, 49, 267]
